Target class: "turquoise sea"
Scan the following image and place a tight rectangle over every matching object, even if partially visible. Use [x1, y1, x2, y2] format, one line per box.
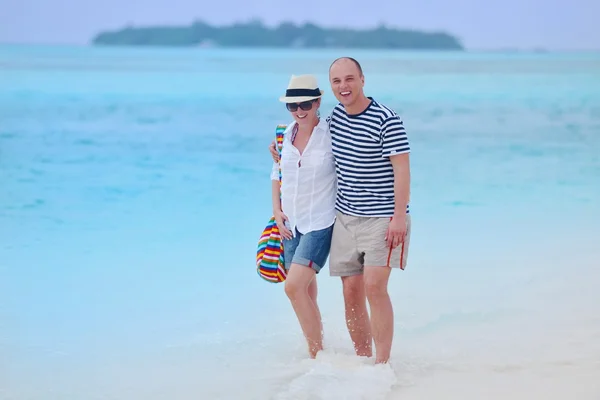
[1, 45, 599, 399]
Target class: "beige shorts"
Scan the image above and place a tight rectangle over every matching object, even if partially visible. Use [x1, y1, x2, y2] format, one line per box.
[329, 211, 411, 277]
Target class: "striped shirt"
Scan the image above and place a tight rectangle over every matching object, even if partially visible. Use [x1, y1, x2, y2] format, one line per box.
[327, 98, 410, 217]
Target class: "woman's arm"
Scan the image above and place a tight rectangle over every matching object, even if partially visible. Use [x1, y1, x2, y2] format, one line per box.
[271, 179, 282, 215]
[270, 163, 292, 239]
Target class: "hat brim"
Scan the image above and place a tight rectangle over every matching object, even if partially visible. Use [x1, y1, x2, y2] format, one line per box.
[279, 90, 324, 103]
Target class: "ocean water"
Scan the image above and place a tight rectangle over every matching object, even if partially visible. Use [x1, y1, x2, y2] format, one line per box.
[1, 45, 599, 399]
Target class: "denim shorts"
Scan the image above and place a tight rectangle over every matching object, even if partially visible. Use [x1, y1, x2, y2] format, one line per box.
[282, 224, 334, 273]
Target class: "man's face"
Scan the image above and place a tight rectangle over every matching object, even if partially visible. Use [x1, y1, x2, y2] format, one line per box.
[329, 59, 364, 108]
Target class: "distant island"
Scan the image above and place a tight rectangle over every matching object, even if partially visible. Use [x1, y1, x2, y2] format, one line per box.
[91, 20, 464, 50]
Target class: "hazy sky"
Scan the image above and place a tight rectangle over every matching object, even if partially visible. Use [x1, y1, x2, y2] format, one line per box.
[0, 0, 597, 50]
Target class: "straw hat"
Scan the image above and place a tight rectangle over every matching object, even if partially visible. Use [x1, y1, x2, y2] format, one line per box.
[279, 74, 324, 103]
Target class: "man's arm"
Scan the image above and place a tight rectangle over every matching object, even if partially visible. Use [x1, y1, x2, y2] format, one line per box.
[269, 140, 279, 162]
[390, 153, 410, 218]
[381, 115, 411, 248]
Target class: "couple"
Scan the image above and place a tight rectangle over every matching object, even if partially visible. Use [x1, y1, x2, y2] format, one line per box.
[269, 57, 411, 364]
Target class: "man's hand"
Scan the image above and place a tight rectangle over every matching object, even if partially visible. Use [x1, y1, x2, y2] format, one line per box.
[269, 140, 279, 162]
[385, 214, 406, 249]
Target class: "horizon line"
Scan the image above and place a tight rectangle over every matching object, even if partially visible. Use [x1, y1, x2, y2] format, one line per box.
[1, 41, 600, 52]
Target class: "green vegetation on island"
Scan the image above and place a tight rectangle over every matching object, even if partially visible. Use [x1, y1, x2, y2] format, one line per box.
[91, 20, 464, 50]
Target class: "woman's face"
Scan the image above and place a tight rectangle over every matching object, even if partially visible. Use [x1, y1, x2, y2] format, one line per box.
[286, 98, 320, 125]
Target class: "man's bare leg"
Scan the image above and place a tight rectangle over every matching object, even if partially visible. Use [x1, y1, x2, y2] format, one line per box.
[285, 264, 323, 358]
[364, 266, 393, 364]
[341, 275, 372, 357]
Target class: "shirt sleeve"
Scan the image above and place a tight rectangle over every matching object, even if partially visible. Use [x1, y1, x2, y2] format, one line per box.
[270, 161, 279, 181]
[381, 115, 410, 157]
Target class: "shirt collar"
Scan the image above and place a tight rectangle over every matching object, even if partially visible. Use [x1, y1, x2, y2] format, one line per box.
[289, 117, 327, 131]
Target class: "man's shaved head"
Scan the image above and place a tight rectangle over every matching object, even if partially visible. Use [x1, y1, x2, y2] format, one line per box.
[328, 57, 369, 113]
[329, 57, 363, 77]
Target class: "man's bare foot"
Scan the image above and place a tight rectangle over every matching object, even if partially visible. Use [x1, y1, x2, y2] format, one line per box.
[354, 339, 372, 358]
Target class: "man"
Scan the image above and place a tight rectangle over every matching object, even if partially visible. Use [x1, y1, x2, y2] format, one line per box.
[269, 57, 411, 364]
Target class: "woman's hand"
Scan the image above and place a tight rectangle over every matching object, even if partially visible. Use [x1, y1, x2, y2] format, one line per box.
[274, 209, 293, 240]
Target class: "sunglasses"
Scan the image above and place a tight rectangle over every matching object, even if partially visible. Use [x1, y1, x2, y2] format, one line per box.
[286, 100, 316, 112]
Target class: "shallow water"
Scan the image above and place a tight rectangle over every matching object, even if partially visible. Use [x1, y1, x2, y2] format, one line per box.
[1, 45, 599, 399]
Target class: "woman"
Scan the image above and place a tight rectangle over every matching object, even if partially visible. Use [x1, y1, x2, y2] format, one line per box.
[270, 74, 336, 358]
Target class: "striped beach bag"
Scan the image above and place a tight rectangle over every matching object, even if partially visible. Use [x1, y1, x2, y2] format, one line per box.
[256, 124, 288, 283]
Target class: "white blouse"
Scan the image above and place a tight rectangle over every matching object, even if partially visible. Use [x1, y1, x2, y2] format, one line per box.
[270, 118, 336, 236]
